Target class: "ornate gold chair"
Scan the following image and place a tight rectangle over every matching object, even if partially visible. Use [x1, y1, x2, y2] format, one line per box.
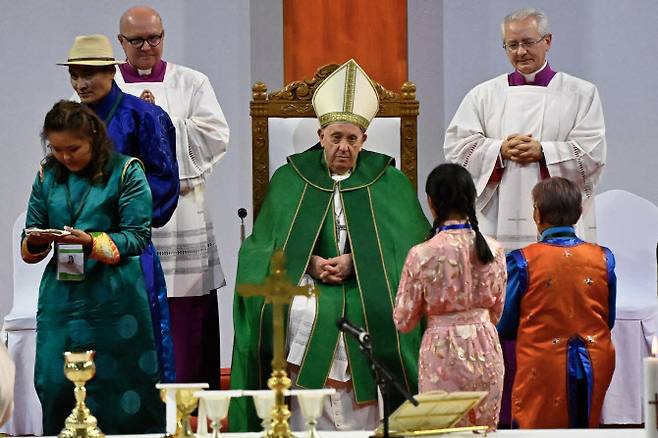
[250, 63, 419, 218]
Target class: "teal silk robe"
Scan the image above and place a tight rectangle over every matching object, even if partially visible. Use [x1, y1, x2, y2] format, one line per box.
[25, 154, 164, 434]
[229, 148, 429, 431]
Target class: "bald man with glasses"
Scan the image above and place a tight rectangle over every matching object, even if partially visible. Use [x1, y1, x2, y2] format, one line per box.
[444, 7, 606, 252]
[116, 5, 230, 390]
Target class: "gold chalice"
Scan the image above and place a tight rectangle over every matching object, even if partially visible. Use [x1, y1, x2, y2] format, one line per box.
[58, 350, 104, 438]
[156, 383, 209, 438]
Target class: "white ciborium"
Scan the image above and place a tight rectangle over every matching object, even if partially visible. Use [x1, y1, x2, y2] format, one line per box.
[290, 389, 336, 438]
[195, 390, 243, 438]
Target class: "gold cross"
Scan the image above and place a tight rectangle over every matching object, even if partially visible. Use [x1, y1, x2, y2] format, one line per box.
[237, 249, 316, 438]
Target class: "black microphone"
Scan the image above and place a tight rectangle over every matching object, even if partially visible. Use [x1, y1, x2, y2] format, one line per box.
[336, 317, 371, 345]
[237, 208, 248, 243]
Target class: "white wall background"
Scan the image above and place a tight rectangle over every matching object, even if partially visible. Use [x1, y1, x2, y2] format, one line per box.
[0, 0, 656, 367]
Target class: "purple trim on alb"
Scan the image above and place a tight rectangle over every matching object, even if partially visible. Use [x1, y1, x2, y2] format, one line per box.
[508, 63, 557, 87]
[119, 60, 167, 83]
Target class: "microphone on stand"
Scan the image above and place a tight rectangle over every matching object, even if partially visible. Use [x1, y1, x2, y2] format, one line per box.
[238, 208, 248, 243]
[336, 317, 371, 346]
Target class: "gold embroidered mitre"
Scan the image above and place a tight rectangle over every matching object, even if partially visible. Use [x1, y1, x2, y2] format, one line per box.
[312, 59, 379, 131]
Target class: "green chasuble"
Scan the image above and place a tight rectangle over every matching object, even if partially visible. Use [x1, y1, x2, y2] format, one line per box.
[230, 147, 429, 431]
[25, 153, 164, 434]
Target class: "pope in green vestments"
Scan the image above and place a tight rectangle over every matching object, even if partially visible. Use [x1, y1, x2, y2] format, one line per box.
[230, 60, 429, 431]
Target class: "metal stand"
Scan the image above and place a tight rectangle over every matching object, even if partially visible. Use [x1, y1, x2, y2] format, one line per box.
[356, 338, 418, 438]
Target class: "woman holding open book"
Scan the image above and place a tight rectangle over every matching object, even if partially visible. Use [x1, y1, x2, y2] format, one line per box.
[22, 101, 163, 434]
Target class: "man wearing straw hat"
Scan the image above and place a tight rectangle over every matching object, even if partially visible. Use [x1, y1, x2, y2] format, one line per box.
[58, 34, 179, 383]
[230, 59, 429, 431]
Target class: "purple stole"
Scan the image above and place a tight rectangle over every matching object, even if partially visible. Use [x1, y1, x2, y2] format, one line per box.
[119, 60, 167, 83]
[507, 63, 557, 87]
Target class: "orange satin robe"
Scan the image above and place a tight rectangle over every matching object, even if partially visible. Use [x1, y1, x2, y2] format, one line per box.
[499, 232, 616, 428]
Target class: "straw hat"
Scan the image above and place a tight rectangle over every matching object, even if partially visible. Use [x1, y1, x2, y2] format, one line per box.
[57, 34, 123, 66]
[312, 59, 379, 131]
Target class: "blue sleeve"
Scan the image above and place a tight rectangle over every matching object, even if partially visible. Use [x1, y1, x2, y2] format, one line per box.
[603, 246, 616, 329]
[137, 106, 180, 228]
[496, 249, 528, 340]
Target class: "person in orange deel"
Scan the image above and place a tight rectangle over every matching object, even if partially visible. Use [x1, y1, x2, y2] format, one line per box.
[497, 177, 616, 428]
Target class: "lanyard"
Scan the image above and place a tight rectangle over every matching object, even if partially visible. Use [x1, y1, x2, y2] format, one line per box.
[438, 223, 472, 233]
[64, 178, 93, 226]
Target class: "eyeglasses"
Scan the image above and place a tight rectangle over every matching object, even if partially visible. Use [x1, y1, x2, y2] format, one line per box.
[119, 32, 164, 49]
[503, 35, 548, 52]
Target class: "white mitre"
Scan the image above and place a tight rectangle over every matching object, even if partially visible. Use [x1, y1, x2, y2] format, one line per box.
[312, 59, 379, 131]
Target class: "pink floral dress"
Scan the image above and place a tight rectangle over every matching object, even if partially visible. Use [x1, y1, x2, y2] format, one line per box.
[393, 222, 507, 428]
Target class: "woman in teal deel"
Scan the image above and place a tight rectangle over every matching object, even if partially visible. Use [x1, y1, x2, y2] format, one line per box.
[22, 101, 164, 434]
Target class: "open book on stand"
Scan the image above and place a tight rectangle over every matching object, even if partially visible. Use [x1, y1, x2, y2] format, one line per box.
[373, 390, 489, 437]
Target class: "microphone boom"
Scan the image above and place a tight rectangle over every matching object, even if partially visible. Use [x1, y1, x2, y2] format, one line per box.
[336, 317, 371, 345]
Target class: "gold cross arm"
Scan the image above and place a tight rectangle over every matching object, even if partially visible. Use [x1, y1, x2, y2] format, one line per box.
[237, 249, 317, 303]
[238, 281, 314, 305]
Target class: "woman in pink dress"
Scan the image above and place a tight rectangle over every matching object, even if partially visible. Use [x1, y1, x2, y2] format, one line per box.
[393, 163, 506, 429]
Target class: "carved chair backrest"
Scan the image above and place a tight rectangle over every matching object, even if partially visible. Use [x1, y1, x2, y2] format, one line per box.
[250, 63, 419, 218]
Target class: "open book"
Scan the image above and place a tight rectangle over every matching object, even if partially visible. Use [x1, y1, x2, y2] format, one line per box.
[374, 391, 489, 436]
[24, 228, 71, 237]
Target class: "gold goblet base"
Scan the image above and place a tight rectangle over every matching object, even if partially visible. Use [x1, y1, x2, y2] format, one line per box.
[58, 406, 104, 438]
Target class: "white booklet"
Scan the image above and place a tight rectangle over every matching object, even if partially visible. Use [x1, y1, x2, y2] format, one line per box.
[24, 227, 71, 236]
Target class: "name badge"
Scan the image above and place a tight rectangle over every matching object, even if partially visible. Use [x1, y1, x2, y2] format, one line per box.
[57, 244, 84, 281]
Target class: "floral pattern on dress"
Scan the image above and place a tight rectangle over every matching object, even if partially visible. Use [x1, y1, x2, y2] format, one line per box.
[394, 223, 507, 429]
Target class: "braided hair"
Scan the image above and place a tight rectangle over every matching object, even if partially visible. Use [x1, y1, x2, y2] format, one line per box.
[425, 163, 494, 264]
[41, 100, 114, 183]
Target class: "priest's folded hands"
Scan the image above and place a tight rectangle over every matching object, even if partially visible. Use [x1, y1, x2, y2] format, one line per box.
[307, 253, 354, 284]
[501, 133, 544, 164]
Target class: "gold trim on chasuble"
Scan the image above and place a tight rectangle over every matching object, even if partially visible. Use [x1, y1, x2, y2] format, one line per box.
[295, 192, 346, 388]
[339, 188, 372, 402]
[281, 183, 339, 387]
[287, 160, 333, 192]
[367, 185, 412, 391]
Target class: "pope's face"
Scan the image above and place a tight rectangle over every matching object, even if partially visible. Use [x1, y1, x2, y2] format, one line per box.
[319, 123, 367, 175]
[69, 66, 115, 104]
[503, 17, 551, 75]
